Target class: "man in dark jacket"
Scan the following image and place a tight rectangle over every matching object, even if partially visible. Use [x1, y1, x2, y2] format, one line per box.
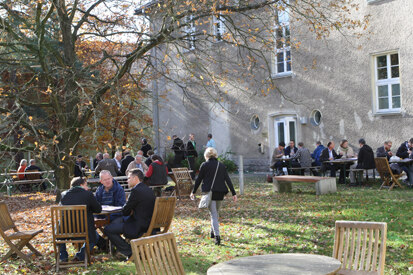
[74, 155, 87, 177]
[186, 133, 198, 179]
[396, 138, 413, 159]
[171, 135, 185, 167]
[320, 141, 342, 177]
[349, 139, 375, 184]
[140, 138, 152, 158]
[59, 177, 102, 262]
[284, 140, 298, 157]
[25, 159, 46, 190]
[104, 169, 155, 259]
[120, 150, 134, 176]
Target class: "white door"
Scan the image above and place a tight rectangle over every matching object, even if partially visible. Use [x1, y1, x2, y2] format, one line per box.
[274, 116, 297, 146]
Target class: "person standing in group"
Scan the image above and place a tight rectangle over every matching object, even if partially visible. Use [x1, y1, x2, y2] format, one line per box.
[140, 138, 152, 158]
[171, 135, 185, 168]
[205, 134, 216, 149]
[190, 147, 237, 246]
[186, 133, 198, 179]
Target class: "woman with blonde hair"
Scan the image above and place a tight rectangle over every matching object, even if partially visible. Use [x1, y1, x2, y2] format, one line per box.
[190, 147, 237, 245]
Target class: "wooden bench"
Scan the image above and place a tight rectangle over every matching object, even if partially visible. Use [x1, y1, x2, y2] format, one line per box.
[273, 175, 337, 195]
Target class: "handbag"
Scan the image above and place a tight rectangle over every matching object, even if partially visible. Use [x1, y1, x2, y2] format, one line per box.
[198, 162, 220, 209]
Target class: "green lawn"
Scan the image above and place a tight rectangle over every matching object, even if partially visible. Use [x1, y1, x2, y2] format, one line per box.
[0, 175, 412, 274]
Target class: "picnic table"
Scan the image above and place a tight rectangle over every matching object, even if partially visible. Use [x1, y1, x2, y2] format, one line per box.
[390, 158, 413, 186]
[0, 170, 55, 195]
[323, 158, 357, 183]
[207, 253, 342, 275]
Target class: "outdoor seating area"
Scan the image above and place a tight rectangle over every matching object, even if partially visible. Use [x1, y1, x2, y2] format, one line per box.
[0, 174, 410, 274]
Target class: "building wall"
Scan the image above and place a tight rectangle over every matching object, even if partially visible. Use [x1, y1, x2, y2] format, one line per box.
[157, 0, 413, 170]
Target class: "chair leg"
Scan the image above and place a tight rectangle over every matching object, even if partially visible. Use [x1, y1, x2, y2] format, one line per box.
[26, 243, 42, 256]
[85, 242, 90, 267]
[2, 239, 32, 263]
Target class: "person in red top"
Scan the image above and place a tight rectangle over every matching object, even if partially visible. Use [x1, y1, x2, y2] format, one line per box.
[145, 155, 168, 196]
[17, 159, 27, 180]
[145, 155, 168, 185]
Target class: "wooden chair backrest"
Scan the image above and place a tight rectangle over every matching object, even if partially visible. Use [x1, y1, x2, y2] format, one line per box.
[131, 232, 185, 275]
[374, 158, 393, 178]
[333, 221, 387, 275]
[0, 202, 16, 234]
[50, 205, 88, 240]
[143, 197, 176, 237]
[171, 168, 193, 196]
[25, 170, 41, 180]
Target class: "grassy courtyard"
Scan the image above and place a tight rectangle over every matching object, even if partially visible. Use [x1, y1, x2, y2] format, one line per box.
[0, 175, 412, 274]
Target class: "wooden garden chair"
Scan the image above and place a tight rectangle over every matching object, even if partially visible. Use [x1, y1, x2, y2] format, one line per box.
[142, 196, 176, 237]
[374, 157, 404, 191]
[0, 202, 43, 263]
[51, 205, 90, 272]
[171, 168, 193, 199]
[333, 221, 387, 275]
[131, 232, 185, 275]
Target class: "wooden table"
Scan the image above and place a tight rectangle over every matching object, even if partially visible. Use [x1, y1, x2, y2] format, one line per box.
[207, 253, 341, 275]
[324, 158, 357, 183]
[390, 158, 413, 186]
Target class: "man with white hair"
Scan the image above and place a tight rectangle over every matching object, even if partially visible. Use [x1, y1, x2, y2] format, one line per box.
[113, 152, 122, 175]
[126, 154, 148, 176]
[95, 153, 119, 177]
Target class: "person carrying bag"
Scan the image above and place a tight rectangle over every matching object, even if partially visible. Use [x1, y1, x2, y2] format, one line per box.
[190, 147, 237, 245]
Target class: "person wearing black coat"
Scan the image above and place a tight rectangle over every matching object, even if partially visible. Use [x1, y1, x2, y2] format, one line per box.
[396, 138, 413, 159]
[120, 151, 134, 176]
[59, 177, 102, 262]
[190, 147, 237, 246]
[140, 138, 152, 158]
[319, 141, 342, 177]
[104, 169, 155, 259]
[284, 140, 298, 157]
[171, 135, 185, 167]
[186, 133, 198, 179]
[349, 139, 376, 185]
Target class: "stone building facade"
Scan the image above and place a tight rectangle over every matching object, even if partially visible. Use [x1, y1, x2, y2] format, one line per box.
[152, 0, 413, 171]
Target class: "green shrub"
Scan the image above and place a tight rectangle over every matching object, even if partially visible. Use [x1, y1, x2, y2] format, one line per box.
[218, 151, 238, 173]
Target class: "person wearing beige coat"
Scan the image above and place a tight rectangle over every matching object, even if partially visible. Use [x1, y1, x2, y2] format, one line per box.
[125, 154, 148, 176]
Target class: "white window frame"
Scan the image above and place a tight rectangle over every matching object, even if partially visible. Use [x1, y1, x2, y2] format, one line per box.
[183, 15, 196, 51]
[272, 4, 292, 77]
[213, 12, 226, 42]
[373, 52, 401, 114]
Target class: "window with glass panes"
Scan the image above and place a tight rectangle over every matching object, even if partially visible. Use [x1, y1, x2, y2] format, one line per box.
[375, 53, 400, 112]
[213, 13, 226, 42]
[184, 15, 196, 50]
[274, 6, 291, 75]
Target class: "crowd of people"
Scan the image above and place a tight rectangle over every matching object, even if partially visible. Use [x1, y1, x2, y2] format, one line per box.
[271, 138, 413, 186]
[55, 132, 232, 263]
